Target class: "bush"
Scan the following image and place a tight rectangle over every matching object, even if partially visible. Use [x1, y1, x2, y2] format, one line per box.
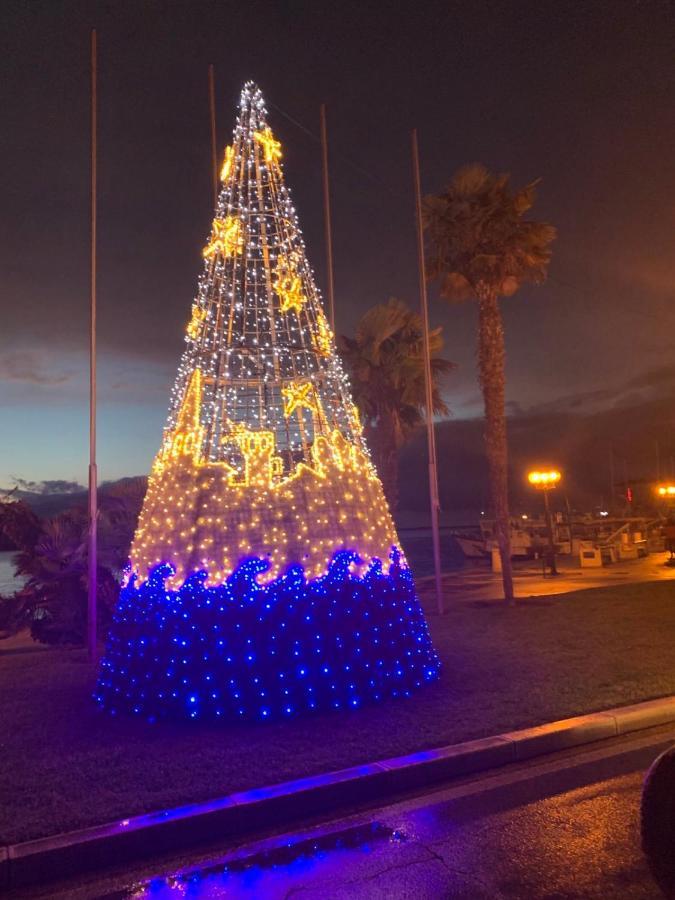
[0, 482, 144, 645]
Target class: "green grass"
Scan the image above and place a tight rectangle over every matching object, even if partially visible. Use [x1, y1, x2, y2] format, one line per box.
[1, 580, 674, 844]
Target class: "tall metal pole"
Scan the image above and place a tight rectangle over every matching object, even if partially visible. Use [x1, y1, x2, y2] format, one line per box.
[208, 64, 218, 207]
[87, 29, 98, 663]
[655, 439, 661, 481]
[542, 489, 558, 576]
[319, 104, 336, 331]
[609, 443, 615, 511]
[623, 457, 631, 509]
[411, 129, 443, 615]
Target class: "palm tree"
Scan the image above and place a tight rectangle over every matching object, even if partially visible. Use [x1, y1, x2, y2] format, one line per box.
[340, 297, 454, 510]
[0, 480, 146, 643]
[423, 164, 555, 605]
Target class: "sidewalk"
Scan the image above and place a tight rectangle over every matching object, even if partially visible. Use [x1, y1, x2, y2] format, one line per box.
[422, 551, 675, 603]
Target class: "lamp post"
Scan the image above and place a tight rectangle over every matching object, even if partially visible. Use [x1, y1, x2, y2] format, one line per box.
[528, 469, 562, 576]
[656, 484, 675, 563]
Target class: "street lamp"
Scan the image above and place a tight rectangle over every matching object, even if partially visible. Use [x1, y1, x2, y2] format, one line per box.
[528, 469, 562, 575]
[656, 485, 675, 564]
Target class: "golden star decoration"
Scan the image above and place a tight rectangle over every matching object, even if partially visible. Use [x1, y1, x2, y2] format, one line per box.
[274, 254, 306, 313]
[282, 381, 318, 418]
[254, 127, 282, 168]
[220, 145, 235, 181]
[203, 216, 244, 259]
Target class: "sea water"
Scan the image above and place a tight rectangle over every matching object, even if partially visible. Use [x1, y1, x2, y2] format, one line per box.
[0, 551, 22, 595]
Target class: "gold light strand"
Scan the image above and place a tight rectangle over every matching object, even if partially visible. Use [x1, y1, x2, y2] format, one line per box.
[313, 309, 332, 356]
[347, 401, 364, 436]
[227, 424, 284, 487]
[132, 372, 399, 585]
[152, 370, 205, 476]
[186, 303, 206, 340]
[220, 145, 234, 181]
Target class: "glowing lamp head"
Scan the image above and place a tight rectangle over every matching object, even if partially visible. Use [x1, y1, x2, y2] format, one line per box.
[527, 469, 562, 489]
[657, 484, 675, 497]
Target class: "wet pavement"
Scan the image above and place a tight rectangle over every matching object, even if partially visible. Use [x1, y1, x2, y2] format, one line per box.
[20, 727, 674, 899]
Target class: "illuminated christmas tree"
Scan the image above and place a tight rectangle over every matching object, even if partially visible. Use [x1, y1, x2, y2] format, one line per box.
[95, 83, 440, 722]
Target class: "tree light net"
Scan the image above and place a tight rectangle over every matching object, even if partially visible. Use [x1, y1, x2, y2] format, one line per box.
[95, 83, 439, 722]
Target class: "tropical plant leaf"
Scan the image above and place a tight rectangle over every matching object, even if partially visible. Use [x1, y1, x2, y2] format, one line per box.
[423, 163, 556, 302]
[339, 298, 454, 509]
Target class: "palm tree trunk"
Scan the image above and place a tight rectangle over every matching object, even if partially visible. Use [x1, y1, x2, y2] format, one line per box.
[367, 418, 399, 512]
[476, 286, 515, 605]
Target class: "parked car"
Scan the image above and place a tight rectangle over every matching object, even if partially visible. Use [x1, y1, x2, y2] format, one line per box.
[642, 744, 675, 898]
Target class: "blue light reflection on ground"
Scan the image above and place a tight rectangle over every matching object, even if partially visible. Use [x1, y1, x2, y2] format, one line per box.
[105, 823, 404, 899]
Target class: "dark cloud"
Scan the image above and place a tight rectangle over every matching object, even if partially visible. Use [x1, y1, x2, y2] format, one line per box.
[401, 389, 675, 514]
[0, 351, 73, 386]
[627, 364, 675, 390]
[12, 478, 85, 494]
[506, 363, 675, 421]
[505, 400, 524, 417]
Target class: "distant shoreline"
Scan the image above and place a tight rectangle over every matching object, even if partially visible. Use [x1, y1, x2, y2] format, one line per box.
[0, 550, 23, 595]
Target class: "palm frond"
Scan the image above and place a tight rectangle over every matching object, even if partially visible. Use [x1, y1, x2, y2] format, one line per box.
[423, 163, 556, 301]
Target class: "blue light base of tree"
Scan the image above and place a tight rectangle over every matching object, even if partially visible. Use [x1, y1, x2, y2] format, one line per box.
[94, 548, 440, 723]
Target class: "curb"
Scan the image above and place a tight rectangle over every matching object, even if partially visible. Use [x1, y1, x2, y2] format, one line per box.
[3, 695, 675, 889]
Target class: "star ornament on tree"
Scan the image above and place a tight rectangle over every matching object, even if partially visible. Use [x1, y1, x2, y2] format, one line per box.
[254, 127, 282, 168]
[277, 276, 305, 313]
[282, 381, 318, 417]
[274, 254, 306, 313]
[203, 216, 244, 259]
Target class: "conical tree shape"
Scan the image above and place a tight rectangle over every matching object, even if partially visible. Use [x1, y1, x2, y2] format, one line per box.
[96, 83, 440, 722]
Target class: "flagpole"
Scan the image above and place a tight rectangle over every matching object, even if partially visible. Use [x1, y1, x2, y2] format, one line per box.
[319, 103, 336, 331]
[411, 128, 444, 615]
[88, 28, 98, 661]
[208, 64, 218, 206]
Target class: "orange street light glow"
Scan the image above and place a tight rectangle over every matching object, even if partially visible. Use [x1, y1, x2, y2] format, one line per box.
[657, 484, 675, 496]
[527, 469, 562, 489]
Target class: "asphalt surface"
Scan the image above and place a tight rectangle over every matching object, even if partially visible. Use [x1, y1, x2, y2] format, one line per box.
[13, 726, 674, 899]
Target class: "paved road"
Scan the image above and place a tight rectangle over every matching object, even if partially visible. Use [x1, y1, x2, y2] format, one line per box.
[18, 727, 674, 899]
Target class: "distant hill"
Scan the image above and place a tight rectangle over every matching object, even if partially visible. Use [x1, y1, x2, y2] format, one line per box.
[5, 477, 148, 520]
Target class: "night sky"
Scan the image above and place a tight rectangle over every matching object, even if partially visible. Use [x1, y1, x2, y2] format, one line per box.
[1, 0, 674, 490]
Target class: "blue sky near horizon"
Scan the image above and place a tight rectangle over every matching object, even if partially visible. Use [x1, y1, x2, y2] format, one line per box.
[0, 342, 482, 489]
[0, 349, 173, 488]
